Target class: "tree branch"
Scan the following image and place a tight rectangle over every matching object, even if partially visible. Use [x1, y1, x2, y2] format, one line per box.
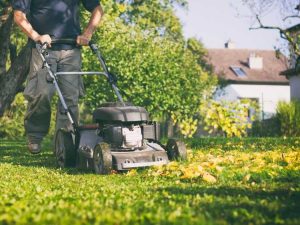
[250, 14, 300, 57]
[250, 15, 285, 32]
[283, 15, 300, 21]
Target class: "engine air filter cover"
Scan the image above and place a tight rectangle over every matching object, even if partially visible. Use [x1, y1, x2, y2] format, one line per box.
[93, 106, 149, 123]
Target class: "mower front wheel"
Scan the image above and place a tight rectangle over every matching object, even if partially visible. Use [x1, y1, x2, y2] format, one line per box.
[55, 129, 76, 168]
[166, 138, 187, 161]
[93, 142, 113, 175]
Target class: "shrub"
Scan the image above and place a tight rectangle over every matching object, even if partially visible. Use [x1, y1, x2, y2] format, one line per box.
[199, 99, 258, 138]
[276, 100, 300, 136]
[250, 117, 281, 137]
[0, 93, 26, 139]
[80, 14, 217, 137]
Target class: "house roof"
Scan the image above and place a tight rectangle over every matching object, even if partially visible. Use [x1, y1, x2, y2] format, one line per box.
[207, 49, 289, 85]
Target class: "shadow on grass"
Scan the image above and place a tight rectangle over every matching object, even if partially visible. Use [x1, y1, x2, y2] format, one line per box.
[0, 139, 93, 175]
[0, 139, 57, 168]
[0, 139, 129, 176]
[160, 185, 300, 224]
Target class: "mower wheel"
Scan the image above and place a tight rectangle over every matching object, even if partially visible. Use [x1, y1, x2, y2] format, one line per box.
[55, 129, 76, 168]
[166, 138, 187, 161]
[93, 142, 112, 175]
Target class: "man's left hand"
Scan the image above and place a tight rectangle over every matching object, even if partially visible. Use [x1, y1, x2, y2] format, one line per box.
[76, 35, 91, 46]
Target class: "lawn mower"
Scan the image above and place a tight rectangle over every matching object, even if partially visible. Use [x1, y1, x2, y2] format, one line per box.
[36, 39, 187, 174]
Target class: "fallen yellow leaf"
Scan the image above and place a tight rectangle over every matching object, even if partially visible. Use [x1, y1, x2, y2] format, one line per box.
[243, 174, 251, 183]
[202, 172, 217, 183]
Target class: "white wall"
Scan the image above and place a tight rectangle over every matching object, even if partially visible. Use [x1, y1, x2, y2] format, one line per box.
[215, 84, 290, 119]
[289, 76, 300, 100]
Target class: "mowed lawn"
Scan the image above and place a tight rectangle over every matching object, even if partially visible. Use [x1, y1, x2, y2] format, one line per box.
[0, 138, 299, 225]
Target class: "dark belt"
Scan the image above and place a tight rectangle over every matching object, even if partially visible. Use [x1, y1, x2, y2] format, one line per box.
[48, 43, 78, 51]
[29, 40, 79, 50]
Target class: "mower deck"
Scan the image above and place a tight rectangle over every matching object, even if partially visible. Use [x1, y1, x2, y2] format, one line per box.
[111, 144, 169, 170]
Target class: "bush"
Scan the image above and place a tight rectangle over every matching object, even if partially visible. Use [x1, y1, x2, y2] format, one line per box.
[80, 12, 217, 137]
[0, 94, 26, 139]
[276, 100, 300, 136]
[199, 100, 258, 138]
[250, 117, 281, 137]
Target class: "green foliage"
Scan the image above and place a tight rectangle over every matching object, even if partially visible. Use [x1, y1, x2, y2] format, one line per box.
[250, 117, 281, 137]
[81, 7, 217, 131]
[172, 117, 198, 138]
[0, 137, 299, 224]
[200, 99, 259, 138]
[0, 93, 57, 139]
[10, 24, 28, 52]
[234, 100, 300, 137]
[276, 100, 300, 136]
[116, 0, 187, 40]
[0, 94, 26, 139]
[187, 136, 300, 151]
[187, 38, 213, 72]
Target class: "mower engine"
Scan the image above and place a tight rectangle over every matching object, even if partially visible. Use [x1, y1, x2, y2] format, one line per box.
[88, 103, 168, 171]
[101, 124, 143, 149]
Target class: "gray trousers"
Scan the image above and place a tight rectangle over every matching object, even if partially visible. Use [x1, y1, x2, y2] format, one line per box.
[24, 48, 83, 143]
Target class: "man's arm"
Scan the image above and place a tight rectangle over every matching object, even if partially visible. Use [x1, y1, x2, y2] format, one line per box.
[77, 5, 104, 46]
[14, 10, 52, 46]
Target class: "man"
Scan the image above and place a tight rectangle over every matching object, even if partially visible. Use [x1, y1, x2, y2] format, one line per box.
[12, 0, 103, 154]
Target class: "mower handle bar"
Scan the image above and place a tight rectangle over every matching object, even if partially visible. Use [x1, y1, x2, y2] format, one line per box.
[36, 38, 125, 104]
[38, 38, 95, 51]
[38, 38, 109, 76]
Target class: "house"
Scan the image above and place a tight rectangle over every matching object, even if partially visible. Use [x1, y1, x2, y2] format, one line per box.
[207, 41, 290, 119]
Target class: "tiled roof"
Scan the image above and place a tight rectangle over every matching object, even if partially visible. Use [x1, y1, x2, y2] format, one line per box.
[207, 49, 289, 84]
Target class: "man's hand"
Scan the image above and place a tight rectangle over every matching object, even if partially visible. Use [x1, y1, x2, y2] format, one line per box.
[77, 5, 103, 46]
[76, 35, 91, 46]
[35, 34, 52, 47]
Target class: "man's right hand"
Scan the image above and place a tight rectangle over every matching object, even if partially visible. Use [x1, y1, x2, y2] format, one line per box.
[35, 34, 52, 47]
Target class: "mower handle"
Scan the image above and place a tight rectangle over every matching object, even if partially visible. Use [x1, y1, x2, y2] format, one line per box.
[46, 39, 98, 54]
[47, 38, 96, 48]
[48, 38, 97, 47]
[38, 37, 94, 47]
[36, 38, 125, 104]
[37, 38, 109, 76]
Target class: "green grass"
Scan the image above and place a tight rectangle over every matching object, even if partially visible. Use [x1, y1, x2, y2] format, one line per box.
[0, 138, 299, 225]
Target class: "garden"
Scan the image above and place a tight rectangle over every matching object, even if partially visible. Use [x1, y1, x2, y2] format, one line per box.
[0, 137, 299, 224]
[1, 1, 300, 224]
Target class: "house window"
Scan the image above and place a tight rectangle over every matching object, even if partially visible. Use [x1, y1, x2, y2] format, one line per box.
[230, 66, 247, 77]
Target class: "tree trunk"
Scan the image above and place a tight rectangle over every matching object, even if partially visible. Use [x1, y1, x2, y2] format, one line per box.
[0, 44, 31, 116]
[167, 118, 174, 138]
[0, 8, 31, 116]
[160, 115, 176, 138]
[0, 7, 12, 76]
